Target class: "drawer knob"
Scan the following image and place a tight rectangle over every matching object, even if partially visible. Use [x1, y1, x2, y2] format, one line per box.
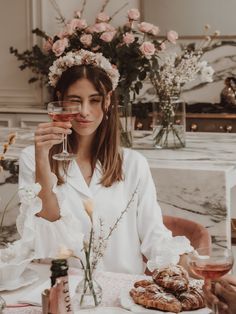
[226, 125, 233, 133]
[190, 123, 198, 131]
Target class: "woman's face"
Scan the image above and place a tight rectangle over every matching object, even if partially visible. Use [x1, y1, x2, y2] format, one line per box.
[64, 78, 110, 138]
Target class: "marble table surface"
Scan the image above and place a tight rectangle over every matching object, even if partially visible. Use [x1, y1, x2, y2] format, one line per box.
[1, 127, 236, 249]
[134, 131, 236, 249]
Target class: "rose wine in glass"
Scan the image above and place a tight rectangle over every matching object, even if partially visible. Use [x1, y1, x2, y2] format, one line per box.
[188, 247, 234, 314]
[48, 101, 81, 160]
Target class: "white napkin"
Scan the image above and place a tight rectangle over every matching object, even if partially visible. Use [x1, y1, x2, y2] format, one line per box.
[18, 275, 81, 306]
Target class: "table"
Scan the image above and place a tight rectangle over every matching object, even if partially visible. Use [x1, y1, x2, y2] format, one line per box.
[1, 128, 236, 248]
[134, 131, 236, 249]
[1, 263, 210, 314]
[1, 263, 145, 313]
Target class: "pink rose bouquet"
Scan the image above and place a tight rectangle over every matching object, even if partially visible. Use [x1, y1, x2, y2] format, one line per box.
[10, 0, 178, 106]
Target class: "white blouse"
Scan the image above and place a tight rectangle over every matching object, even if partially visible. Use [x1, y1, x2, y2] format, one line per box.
[17, 145, 192, 274]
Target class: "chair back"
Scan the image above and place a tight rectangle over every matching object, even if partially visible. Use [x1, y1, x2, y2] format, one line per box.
[163, 215, 211, 250]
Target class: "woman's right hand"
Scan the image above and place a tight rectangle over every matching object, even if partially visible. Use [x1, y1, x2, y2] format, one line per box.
[34, 121, 72, 157]
[203, 278, 236, 314]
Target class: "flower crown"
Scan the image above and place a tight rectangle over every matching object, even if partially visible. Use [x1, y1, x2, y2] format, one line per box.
[48, 49, 120, 90]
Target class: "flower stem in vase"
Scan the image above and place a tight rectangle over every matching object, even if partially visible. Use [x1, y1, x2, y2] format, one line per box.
[153, 98, 185, 149]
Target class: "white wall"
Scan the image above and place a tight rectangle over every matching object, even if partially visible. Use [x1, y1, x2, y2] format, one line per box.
[0, 0, 42, 106]
[142, 0, 236, 36]
[42, 0, 139, 35]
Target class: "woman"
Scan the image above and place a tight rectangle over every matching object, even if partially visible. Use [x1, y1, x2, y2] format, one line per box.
[18, 49, 192, 274]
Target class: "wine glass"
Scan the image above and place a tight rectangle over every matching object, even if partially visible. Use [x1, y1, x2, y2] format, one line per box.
[188, 246, 234, 314]
[47, 101, 81, 160]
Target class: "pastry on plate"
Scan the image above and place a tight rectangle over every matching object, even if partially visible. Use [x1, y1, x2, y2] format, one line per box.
[152, 265, 189, 293]
[177, 279, 205, 311]
[130, 283, 182, 313]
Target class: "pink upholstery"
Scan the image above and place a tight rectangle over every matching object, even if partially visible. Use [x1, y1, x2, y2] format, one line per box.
[163, 215, 212, 249]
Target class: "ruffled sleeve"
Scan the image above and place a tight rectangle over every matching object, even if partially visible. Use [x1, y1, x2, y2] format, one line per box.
[136, 155, 193, 270]
[17, 146, 84, 259]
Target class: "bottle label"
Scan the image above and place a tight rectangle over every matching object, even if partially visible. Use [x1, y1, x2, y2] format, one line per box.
[49, 276, 73, 314]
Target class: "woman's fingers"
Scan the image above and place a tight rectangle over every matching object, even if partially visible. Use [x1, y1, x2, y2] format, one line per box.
[217, 279, 236, 292]
[35, 134, 63, 143]
[35, 127, 71, 136]
[38, 121, 72, 129]
[35, 139, 63, 148]
[203, 280, 219, 309]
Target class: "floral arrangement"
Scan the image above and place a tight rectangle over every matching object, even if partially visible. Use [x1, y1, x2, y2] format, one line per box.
[149, 27, 218, 149]
[72, 191, 137, 308]
[48, 49, 120, 90]
[151, 29, 218, 101]
[10, 0, 179, 106]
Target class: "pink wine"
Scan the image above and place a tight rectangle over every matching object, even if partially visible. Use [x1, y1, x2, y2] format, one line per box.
[190, 262, 232, 280]
[49, 112, 78, 122]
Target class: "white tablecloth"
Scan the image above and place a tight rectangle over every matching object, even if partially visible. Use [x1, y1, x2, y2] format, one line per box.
[1, 262, 146, 314]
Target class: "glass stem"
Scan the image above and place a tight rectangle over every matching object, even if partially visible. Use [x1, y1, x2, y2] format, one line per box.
[62, 134, 68, 155]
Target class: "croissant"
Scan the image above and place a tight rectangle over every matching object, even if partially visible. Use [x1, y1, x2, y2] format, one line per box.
[177, 280, 205, 311]
[134, 280, 154, 288]
[130, 284, 182, 313]
[152, 265, 189, 293]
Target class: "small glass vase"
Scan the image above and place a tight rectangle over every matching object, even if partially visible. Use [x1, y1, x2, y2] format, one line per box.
[152, 97, 186, 149]
[118, 104, 134, 148]
[72, 270, 102, 310]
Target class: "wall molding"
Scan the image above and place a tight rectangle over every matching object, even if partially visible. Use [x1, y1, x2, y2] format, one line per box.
[0, 0, 43, 106]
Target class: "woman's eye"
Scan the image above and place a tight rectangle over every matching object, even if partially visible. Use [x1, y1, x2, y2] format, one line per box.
[90, 98, 101, 104]
[70, 99, 82, 104]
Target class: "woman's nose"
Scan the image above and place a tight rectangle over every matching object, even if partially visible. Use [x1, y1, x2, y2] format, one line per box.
[79, 103, 89, 117]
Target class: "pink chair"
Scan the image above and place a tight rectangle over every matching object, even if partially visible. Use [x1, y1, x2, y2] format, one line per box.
[143, 215, 211, 274]
[163, 215, 212, 249]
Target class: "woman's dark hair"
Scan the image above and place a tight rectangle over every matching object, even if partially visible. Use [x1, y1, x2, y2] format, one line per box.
[49, 65, 123, 187]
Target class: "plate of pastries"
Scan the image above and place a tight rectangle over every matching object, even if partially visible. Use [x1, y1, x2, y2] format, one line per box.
[120, 265, 211, 313]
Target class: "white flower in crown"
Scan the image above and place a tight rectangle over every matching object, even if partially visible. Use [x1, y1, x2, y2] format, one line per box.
[49, 49, 120, 90]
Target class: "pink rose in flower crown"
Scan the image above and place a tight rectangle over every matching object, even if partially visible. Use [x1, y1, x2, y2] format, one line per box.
[139, 42, 156, 57]
[43, 38, 53, 53]
[123, 32, 135, 45]
[167, 30, 178, 44]
[127, 8, 140, 21]
[80, 34, 92, 47]
[138, 22, 154, 34]
[100, 31, 116, 43]
[52, 38, 69, 56]
[96, 12, 110, 23]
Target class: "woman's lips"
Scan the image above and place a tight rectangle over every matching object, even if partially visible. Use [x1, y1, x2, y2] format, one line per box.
[76, 120, 93, 127]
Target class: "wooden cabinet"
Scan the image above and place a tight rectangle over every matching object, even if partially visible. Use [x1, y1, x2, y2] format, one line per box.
[186, 113, 236, 133]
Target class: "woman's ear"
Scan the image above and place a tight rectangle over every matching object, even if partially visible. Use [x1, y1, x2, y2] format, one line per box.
[56, 91, 61, 100]
[105, 91, 112, 110]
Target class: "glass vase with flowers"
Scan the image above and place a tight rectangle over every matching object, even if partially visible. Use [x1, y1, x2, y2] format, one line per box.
[150, 27, 218, 148]
[71, 189, 137, 310]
